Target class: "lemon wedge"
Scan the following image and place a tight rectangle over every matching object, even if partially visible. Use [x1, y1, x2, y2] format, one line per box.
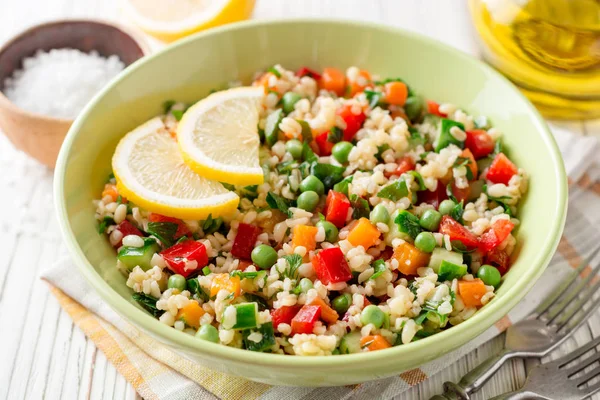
[112, 117, 239, 220]
[122, 0, 256, 42]
[177, 86, 265, 186]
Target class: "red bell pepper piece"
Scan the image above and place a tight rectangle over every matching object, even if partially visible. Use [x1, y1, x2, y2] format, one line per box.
[161, 240, 208, 278]
[465, 129, 495, 159]
[324, 191, 351, 228]
[113, 220, 143, 248]
[337, 104, 366, 141]
[479, 219, 514, 253]
[426, 100, 447, 117]
[271, 305, 301, 329]
[485, 247, 510, 276]
[417, 180, 448, 209]
[312, 247, 353, 285]
[439, 215, 479, 249]
[315, 131, 334, 156]
[385, 156, 415, 178]
[148, 213, 191, 238]
[486, 153, 518, 185]
[291, 305, 322, 334]
[451, 181, 471, 204]
[231, 223, 261, 259]
[296, 66, 322, 80]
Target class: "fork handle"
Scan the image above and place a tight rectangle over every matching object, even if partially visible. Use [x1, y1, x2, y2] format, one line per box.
[489, 390, 550, 400]
[439, 348, 516, 399]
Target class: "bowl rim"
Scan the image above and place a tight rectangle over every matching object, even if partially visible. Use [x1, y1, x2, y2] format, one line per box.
[0, 18, 151, 123]
[54, 18, 568, 369]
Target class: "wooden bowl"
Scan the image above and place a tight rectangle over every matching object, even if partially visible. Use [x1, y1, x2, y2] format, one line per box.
[0, 20, 149, 168]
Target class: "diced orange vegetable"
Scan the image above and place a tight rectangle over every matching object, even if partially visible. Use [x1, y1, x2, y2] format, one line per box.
[348, 69, 371, 97]
[392, 242, 431, 276]
[461, 149, 478, 180]
[384, 81, 408, 106]
[102, 183, 119, 202]
[458, 278, 487, 308]
[253, 72, 279, 95]
[176, 301, 205, 329]
[210, 273, 241, 298]
[292, 225, 318, 252]
[309, 296, 339, 324]
[360, 335, 392, 351]
[347, 218, 380, 250]
[321, 67, 346, 96]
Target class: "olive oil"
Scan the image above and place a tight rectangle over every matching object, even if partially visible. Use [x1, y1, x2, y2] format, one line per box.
[469, 0, 600, 119]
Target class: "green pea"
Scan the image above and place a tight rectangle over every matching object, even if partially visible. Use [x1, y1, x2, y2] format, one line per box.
[282, 92, 302, 114]
[360, 305, 386, 328]
[316, 220, 338, 242]
[167, 274, 187, 291]
[285, 139, 303, 160]
[332, 141, 353, 164]
[477, 264, 502, 288]
[196, 324, 219, 343]
[419, 209, 442, 231]
[297, 191, 319, 212]
[298, 278, 313, 293]
[300, 175, 325, 195]
[414, 232, 436, 253]
[438, 199, 456, 216]
[370, 204, 390, 224]
[251, 244, 278, 269]
[404, 96, 424, 121]
[332, 293, 352, 314]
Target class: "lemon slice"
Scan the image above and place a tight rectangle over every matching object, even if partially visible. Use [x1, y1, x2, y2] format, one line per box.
[112, 117, 239, 220]
[177, 86, 265, 186]
[122, 0, 256, 42]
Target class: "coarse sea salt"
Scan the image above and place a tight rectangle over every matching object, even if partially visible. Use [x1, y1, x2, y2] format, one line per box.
[2, 48, 124, 119]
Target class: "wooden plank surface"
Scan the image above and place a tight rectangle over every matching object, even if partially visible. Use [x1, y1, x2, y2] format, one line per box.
[0, 1, 599, 399]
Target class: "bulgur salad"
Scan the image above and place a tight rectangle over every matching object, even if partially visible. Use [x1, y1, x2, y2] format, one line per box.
[95, 64, 526, 356]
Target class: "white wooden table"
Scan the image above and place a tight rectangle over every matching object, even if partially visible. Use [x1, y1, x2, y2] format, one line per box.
[1, 1, 600, 399]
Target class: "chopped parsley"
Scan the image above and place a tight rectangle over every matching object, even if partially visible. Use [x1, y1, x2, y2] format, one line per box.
[266, 192, 293, 217]
[132, 293, 162, 317]
[394, 210, 422, 239]
[146, 221, 179, 247]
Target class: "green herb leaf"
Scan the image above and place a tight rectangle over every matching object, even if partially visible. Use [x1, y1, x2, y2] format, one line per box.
[276, 160, 298, 175]
[132, 293, 162, 317]
[368, 259, 387, 281]
[98, 215, 115, 234]
[243, 293, 270, 311]
[302, 142, 318, 163]
[266, 192, 293, 217]
[333, 176, 353, 197]
[296, 120, 313, 143]
[327, 127, 343, 144]
[162, 100, 176, 113]
[350, 194, 370, 219]
[483, 184, 513, 217]
[408, 127, 427, 148]
[394, 210, 422, 239]
[446, 182, 459, 204]
[318, 212, 325, 221]
[364, 89, 383, 108]
[186, 278, 209, 301]
[451, 240, 476, 253]
[282, 254, 302, 279]
[453, 157, 474, 180]
[408, 171, 426, 191]
[201, 214, 224, 235]
[146, 222, 179, 247]
[450, 201, 464, 223]
[172, 109, 184, 121]
[374, 77, 414, 96]
[310, 163, 345, 190]
[106, 172, 115, 182]
[220, 182, 236, 191]
[377, 180, 409, 201]
[267, 66, 281, 78]
[231, 270, 261, 279]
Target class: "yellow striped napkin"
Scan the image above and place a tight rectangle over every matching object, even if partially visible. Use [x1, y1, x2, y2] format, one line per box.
[42, 127, 600, 399]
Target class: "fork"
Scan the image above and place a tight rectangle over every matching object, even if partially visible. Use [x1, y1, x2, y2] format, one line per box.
[490, 334, 600, 399]
[431, 245, 600, 400]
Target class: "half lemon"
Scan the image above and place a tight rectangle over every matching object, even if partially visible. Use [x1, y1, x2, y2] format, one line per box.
[112, 117, 239, 220]
[122, 0, 256, 42]
[177, 86, 265, 186]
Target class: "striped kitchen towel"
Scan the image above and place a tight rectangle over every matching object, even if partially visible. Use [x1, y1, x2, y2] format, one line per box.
[41, 125, 600, 400]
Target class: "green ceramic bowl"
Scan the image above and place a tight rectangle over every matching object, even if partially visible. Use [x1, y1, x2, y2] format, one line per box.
[54, 19, 567, 386]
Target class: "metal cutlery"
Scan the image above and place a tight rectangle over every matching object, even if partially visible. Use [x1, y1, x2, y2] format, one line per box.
[432, 245, 600, 400]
